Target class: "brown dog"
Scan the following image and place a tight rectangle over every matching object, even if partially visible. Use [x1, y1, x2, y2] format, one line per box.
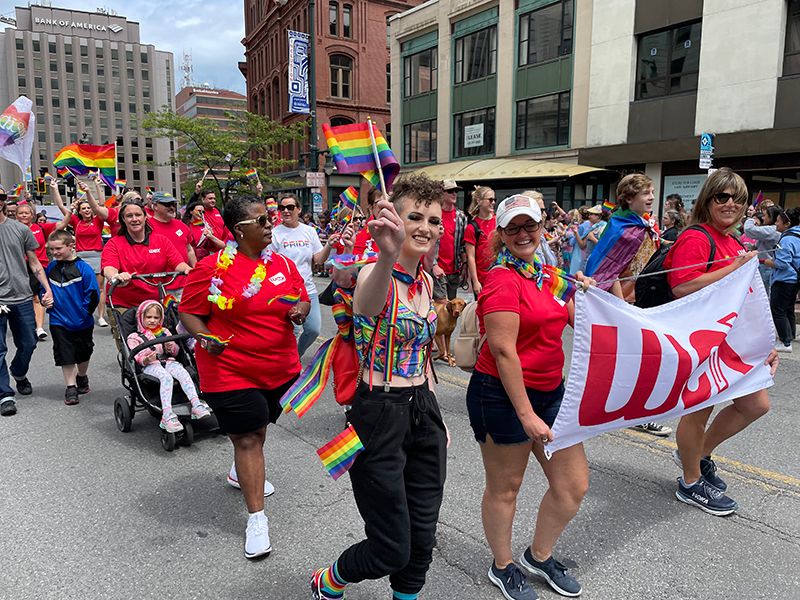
[434, 298, 467, 366]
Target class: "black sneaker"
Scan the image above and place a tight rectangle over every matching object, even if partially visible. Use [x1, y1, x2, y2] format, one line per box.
[488, 562, 538, 600]
[14, 377, 32, 396]
[631, 422, 672, 436]
[672, 449, 727, 491]
[519, 548, 582, 597]
[76, 375, 90, 395]
[64, 386, 80, 406]
[0, 398, 17, 416]
[676, 477, 737, 516]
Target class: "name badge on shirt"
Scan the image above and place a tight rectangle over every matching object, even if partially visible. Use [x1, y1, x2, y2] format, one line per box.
[176, 230, 184, 237]
[269, 272, 286, 285]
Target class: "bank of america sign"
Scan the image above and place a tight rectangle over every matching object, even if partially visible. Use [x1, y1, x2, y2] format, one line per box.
[33, 17, 124, 34]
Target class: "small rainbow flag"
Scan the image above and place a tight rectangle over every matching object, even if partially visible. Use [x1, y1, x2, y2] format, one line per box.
[56, 167, 71, 178]
[280, 336, 339, 417]
[331, 252, 379, 270]
[602, 200, 616, 212]
[316, 423, 364, 480]
[753, 191, 764, 206]
[244, 168, 259, 181]
[115, 178, 126, 188]
[163, 294, 178, 311]
[322, 121, 399, 191]
[53, 143, 116, 189]
[196, 332, 234, 347]
[145, 186, 153, 193]
[268, 292, 302, 306]
[338, 186, 358, 211]
[12, 183, 24, 196]
[543, 265, 577, 303]
[266, 197, 278, 212]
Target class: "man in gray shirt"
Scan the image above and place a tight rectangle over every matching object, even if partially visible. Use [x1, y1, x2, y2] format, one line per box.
[0, 187, 53, 416]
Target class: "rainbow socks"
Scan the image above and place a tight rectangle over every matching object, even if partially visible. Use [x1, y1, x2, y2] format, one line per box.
[312, 563, 347, 599]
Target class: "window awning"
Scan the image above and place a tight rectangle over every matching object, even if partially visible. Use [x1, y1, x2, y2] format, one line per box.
[411, 158, 612, 182]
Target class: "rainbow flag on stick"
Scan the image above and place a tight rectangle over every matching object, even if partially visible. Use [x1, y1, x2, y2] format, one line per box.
[12, 183, 24, 196]
[244, 168, 259, 181]
[53, 143, 116, 189]
[316, 424, 364, 480]
[753, 191, 764, 206]
[602, 200, 616, 212]
[280, 336, 339, 417]
[322, 121, 399, 191]
[542, 265, 578, 304]
[114, 178, 126, 189]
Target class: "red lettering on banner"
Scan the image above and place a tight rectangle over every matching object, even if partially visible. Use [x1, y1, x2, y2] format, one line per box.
[718, 312, 738, 328]
[578, 325, 623, 426]
[623, 329, 667, 418]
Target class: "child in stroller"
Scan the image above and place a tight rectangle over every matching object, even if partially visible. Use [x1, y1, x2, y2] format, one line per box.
[126, 299, 211, 432]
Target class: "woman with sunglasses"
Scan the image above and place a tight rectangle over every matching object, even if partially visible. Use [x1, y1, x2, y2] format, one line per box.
[665, 167, 779, 515]
[465, 194, 591, 600]
[180, 195, 309, 560]
[464, 185, 496, 297]
[270, 193, 340, 357]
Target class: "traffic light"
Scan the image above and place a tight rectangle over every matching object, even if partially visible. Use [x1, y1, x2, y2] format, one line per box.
[36, 177, 47, 195]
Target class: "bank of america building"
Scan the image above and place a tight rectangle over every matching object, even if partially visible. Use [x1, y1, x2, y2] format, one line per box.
[0, 6, 178, 195]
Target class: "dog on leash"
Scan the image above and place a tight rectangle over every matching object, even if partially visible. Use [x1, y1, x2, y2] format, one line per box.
[434, 298, 467, 367]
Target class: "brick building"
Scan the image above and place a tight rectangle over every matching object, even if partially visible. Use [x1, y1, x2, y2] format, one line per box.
[240, 0, 422, 209]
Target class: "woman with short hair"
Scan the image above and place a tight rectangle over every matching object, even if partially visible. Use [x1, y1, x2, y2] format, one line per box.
[660, 209, 685, 245]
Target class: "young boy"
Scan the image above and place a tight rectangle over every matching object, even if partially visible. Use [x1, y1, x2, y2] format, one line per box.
[46, 230, 100, 405]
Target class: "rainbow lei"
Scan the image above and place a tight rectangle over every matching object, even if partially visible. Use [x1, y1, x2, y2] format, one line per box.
[207, 241, 273, 310]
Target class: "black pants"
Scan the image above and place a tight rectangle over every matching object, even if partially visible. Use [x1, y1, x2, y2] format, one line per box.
[337, 382, 447, 595]
[771, 280, 799, 345]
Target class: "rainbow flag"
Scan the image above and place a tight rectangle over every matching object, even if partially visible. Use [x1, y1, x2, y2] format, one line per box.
[338, 186, 358, 211]
[280, 337, 339, 417]
[244, 168, 259, 181]
[266, 197, 278, 212]
[12, 183, 24, 196]
[0, 99, 31, 147]
[53, 143, 116, 189]
[602, 200, 616, 212]
[316, 424, 364, 480]
[268, 292, 302, 306]
[145, 186, 153, 193]
[114, 178, 126, 188]
[543, 265, 577, 303]
[322, 121, 399, 191]
[753, 191, 764, 206]
[56, 167, 71, 178]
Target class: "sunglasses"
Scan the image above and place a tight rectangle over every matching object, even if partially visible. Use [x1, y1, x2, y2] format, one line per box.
[0, 194, 6, 201]
[279, 204, 297, 211]
[712, 192, 747, 206]
[236, 214, 270, 228]
[353, 215, 365, 221]
[503, 220, 541, 236]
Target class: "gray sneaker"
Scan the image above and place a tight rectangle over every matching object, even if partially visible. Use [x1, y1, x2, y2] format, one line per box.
[488, 562, 538, 600]
[519, 548, 582, 597]
[0, 397, 17, 416]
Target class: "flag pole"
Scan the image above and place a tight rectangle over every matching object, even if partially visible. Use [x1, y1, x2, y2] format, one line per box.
[114, 140, 119, 196]
[366, 116, 387, 193]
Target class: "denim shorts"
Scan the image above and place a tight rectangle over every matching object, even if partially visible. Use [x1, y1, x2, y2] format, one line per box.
[466, 370, 564, 445]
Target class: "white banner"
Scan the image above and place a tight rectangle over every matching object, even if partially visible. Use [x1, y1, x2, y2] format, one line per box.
[0, 96, 36, 178]
[288, 30, 310, 115]
[546, 260, 774, 457]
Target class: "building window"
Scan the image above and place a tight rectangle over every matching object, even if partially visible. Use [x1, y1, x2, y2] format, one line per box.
[403, 47, 438, 98]
[343, 4, 352, 38]
[386, 63, 391, 103]
[785, 0, 800, 75]
[516, 91, 570, 149]
[329, 2, 339, 36]
[330, 116, 354, 127]
[330, 54, 352, 98]
[635, 21, 701, 100]
[454, 26, 497, 84]
[15, 39, 23, 51]
[403, 120, 437, 164]
[519, 0, 573, 66]
[453, 108, 495, 157]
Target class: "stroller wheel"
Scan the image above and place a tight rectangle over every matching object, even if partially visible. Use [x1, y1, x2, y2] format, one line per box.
[161, 430, 177, 452]
[114, 397, 133, 432]
[180, 421, 194, 447]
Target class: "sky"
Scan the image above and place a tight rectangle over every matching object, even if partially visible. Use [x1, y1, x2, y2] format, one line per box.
[1, 0, 247, 93]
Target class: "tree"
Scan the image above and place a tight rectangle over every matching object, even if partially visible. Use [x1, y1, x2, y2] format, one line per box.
[142, 109, 307, 204]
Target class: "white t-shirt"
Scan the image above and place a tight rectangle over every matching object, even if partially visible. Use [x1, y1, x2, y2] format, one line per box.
[270, 223, 323, 296]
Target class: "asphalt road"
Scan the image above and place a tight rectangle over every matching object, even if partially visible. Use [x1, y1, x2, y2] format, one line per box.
[1, 281, 798, 600]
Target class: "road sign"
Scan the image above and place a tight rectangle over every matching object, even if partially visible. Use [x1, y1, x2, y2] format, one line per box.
[699, 132, 715, 169]
[305, 172, 325, 188]
[699, 157, 713, 169]
[312, 192, 323, 214]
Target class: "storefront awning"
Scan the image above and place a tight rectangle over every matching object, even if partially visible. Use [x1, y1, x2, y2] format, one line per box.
[411, 158, 611, 182]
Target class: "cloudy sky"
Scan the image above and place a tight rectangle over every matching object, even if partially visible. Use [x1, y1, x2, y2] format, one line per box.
[2, 0, 247, 93]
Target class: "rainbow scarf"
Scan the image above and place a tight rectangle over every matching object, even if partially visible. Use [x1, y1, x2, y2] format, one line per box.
[322, 122, 399, 191]
[496, 248, 577, 303]
[54, 143, 116, 189]
[584, 209, 656, 289]
[316, 424, 364, 480]
[146, 325, 166, 337]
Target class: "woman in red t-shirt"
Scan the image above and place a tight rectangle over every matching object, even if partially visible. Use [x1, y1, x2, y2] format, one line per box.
[179, 195, 309, 560]
[665, 168, 779, 516]
[181, 200, 225, 261]
[15, 202, 70, 339]
[464, 185, 496, 297]
[465, 194, 592, 599]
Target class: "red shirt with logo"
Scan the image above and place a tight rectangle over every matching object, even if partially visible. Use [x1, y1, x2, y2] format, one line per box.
[100, 233, 185, 308]
[70, 214, 104, 252]
[463, 216, 497, 285]
[179, 252, 309, 392]
[665, 224, 747, 288]
[106, 206, 121, 237]
[29, 222, 58, 266]
[476, 266, 569, 391]
[437, 207, 457, 274]
[205, 207, 232, 242]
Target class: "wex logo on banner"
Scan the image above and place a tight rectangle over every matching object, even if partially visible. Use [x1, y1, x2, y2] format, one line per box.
[546, 260, 774, 457]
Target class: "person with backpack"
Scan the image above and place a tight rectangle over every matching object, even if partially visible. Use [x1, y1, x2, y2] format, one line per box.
[465, 194, 593, 600]
[310, 174, 447, 600]
[764, 207, 800, 352]
[665, 167, 779, 516]
[464, 185, 496, 298]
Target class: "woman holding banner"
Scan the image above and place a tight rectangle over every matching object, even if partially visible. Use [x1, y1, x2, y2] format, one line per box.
[465, 194, 591, 600]
[666, 167, 778, 516]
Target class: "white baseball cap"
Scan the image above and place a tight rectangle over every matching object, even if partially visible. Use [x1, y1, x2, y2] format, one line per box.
[495, 194, 542, 228]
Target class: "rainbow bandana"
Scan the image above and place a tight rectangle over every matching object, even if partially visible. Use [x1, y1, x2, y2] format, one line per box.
[316, 424, 364, 480]
[496, 248, 577, 303]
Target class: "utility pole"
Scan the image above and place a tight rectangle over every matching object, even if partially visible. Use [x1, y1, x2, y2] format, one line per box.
[308, 0, 319, 171]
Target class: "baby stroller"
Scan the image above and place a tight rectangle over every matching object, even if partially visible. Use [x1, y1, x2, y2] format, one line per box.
[108, 271, 216, 452]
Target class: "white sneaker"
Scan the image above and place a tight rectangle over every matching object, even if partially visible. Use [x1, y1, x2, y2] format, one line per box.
[36, 327, 47, 340]
[227, 463, 275, 497]
[244, 513, 271, 559]
[98, 317, 109, 327]
[775, 343, 793, 353]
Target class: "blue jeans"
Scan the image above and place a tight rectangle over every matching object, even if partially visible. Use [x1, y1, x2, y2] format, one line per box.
[0, 301, 38, 398]
[296, 293, 321, 358]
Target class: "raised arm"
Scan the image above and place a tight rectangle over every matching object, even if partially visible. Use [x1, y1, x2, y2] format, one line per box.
[78, 179, 109, 220]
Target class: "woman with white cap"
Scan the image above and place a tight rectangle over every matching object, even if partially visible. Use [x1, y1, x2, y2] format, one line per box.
[466, 194, 592, 600]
